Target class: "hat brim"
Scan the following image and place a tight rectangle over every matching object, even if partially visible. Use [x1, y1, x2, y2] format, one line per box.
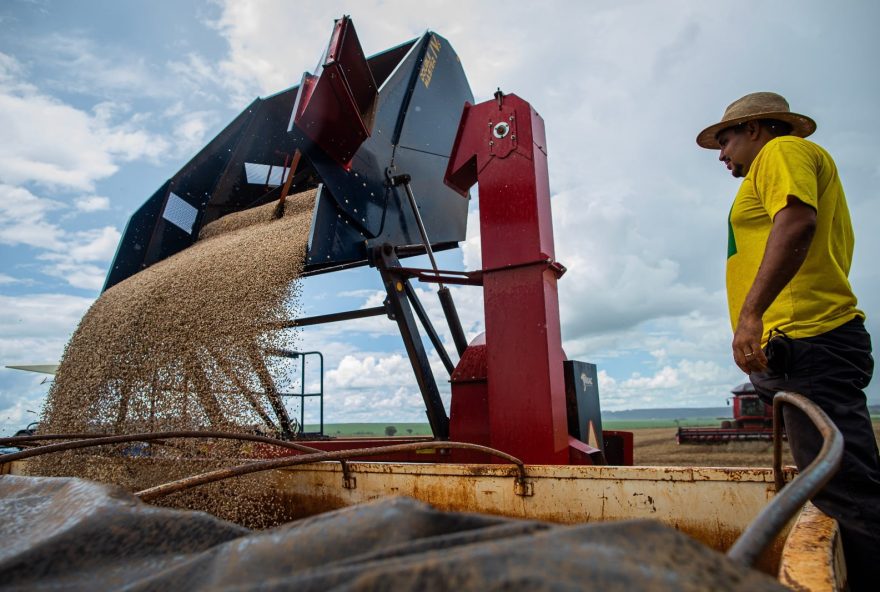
[696, 111, 816, 149]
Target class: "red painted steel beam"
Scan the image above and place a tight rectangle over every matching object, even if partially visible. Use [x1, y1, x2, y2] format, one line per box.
[445, 92, 573, 464]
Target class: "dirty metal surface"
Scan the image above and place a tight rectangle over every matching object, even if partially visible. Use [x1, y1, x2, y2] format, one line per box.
[778, 503, 845, 591]
[1, 475, 787, 591]
[269, 462, 797, 575]
[4, 459, 819, 584]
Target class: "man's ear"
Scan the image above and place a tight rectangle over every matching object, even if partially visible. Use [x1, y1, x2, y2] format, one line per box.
[744, 120, 762, 140]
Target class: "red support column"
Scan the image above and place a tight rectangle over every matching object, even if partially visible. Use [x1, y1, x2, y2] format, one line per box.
[446, 93, 570, 464]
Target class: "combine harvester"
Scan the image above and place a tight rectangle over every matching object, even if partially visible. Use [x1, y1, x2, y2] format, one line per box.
[677, 383, 777, 444]
[1, 17, 847, 591]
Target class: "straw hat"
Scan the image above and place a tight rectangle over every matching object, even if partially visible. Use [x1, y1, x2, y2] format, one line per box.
[696, 92, 816, 149]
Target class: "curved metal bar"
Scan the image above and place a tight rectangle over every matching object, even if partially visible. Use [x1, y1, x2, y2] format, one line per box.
[136, 441, 527, 502]
[0, 430, 329, 463]
[727, 392, 843, 567]
[773, 398, 786, 492]
[2, 433, 137, 444]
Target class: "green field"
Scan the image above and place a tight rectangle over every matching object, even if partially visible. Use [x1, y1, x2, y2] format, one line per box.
[602, 418, 721, 430]
[305, 423, 434, 437]
[306, 418, 722, 436]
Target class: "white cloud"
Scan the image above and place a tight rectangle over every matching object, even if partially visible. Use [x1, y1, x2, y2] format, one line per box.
[0, 291, 88, 434]
[328, 354, 418, 390]
[318, 349, 451, 422]
[37, 226, 121, 290]
[0, 184, 66, 250]
[27, 33, 168, 100]
[171, 109, 215, 157]
[74, 195, 110, 212]
[0, 184, 120, 289]
[460, 206, 482, 271]
[0, 51, 20, 75]
[336, 288, 382, 300]
[623, 366, 680, 390]
[0, 89, 113, 190]
[209, 2, 322, 104]
[334, 386, 427, 422]
[0, 53, 171, 191]
[166, 54, 221, 100]
[37, 262, 109, 291]
[0, 292, 92, 350]
[0, 388, 47, 437]
[65, 226, 120, 263]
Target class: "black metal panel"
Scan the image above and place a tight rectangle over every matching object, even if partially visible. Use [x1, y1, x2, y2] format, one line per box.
[305, 184, 370, 268]
[375, 246, 449, 439]
[293, 133, 388, 238]
[385, 149, 469, 249]
[103, 181, 170, 291]
[397, 33, 474, 156]
[104, 102, 261, 291]
[366, 39, 417, 87]
[103, 24, 472, 290]
[294, 30, 472, 273]
[206, 93, 302, 221]
[564, 360, 605, 450]
[301, 32, 472, 271]
[169, 99, 265, 226]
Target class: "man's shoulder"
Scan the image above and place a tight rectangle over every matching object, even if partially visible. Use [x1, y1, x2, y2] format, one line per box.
[756, 136, 832, 168]
[766, 135, 822, 153]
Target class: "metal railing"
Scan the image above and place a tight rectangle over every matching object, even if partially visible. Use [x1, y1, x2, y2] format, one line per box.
[271, 350, 324, 437]
[727, 392, 843, 567]
[0, 431, 529, 503]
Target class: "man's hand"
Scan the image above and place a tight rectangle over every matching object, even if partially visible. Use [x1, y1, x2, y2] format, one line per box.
[733, 312, 768, 373]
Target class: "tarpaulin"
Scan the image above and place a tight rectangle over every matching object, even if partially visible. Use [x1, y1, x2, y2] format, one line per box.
[0, 475, 786, 591]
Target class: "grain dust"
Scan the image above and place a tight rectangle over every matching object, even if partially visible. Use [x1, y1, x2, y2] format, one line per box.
[26, 190, 317, 527]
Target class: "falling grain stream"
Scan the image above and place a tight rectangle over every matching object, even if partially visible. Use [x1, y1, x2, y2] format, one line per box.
[26, 190, 317, 527]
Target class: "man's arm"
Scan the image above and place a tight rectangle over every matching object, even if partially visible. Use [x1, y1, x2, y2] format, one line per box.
[733, 197, 817, 373]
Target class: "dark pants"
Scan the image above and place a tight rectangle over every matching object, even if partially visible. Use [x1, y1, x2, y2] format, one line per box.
[750, 318, 880, 592]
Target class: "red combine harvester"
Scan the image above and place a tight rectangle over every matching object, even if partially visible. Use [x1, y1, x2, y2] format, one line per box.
[676, 382, 777, 444]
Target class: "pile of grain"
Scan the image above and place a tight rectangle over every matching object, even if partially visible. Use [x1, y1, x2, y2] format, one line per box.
[27, 190, 317, 527]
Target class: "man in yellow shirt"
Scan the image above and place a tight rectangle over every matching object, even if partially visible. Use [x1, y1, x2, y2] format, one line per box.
[698, 92, 879, 590]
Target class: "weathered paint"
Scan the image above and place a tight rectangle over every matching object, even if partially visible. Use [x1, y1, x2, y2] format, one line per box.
[2, 458, 838, 589]
[268, 462, 797, 574]
[268, 463, 778, 523]
[779, 503, 845, 591]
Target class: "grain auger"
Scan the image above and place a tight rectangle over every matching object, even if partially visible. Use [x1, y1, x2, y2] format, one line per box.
[104, 16, 631, 466]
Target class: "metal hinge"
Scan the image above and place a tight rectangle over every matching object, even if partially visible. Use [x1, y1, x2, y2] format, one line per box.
[514, 479, 534, 497]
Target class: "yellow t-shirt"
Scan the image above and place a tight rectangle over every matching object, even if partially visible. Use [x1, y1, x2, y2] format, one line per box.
[726, 136, 863, 344]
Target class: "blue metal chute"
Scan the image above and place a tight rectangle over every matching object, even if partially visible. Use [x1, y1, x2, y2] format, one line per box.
[103, 17, 473, 292]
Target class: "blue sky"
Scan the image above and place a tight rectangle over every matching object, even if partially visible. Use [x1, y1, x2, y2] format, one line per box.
[1, 0, 879, 435]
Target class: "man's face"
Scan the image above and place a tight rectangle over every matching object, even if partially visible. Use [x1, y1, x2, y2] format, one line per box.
[717, 125, 752, 178]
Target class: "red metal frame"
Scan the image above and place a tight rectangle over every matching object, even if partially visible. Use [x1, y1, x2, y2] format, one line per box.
[444, 92, 599, 465]
[291, 16, 378, 166]
[276, 92, 614, 466]
[733, 394, 774, 428]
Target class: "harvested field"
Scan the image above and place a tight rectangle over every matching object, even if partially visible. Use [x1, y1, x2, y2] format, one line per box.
[634, 428, 793, 467]
[633, 420, 880, 467]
